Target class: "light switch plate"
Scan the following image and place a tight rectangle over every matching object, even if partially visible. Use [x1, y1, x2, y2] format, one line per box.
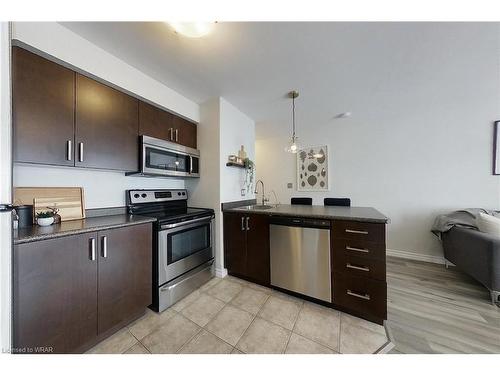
[287, 183, 293, 189]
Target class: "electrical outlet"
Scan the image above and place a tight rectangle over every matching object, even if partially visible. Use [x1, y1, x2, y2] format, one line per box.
[241, 189, 246, 196]
[287, 182, 293, 189]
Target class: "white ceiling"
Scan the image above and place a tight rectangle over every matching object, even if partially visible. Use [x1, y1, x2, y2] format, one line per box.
[60, 22, 496, 138]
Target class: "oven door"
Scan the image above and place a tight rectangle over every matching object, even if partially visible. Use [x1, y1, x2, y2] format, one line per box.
[158, 215, 214, 285]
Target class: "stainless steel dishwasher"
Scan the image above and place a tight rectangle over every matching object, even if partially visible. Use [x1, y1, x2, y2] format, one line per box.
[270, 216, 332, 302]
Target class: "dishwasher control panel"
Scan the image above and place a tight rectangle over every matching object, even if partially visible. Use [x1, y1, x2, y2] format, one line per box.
[270, 216, 330, 229]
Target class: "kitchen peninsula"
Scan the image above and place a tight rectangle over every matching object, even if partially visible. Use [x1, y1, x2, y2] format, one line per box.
[223, 203, 389, 325]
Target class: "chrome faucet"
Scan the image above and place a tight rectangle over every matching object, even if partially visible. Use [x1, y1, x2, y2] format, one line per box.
[254, 180, 268, 206]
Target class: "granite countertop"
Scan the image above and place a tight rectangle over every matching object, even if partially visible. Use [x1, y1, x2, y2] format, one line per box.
[13, 214, 156, 245]
[224, 204, 389, 223]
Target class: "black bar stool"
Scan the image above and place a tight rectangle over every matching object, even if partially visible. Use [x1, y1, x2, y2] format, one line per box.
[324, 198, 351, 207]
[291, 197, 313, 205]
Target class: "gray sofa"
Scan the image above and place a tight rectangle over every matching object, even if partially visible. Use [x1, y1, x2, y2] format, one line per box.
[441, 226, 500, 306]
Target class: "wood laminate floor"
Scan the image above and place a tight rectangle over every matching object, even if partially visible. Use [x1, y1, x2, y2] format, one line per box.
[386, 257, 500, 354]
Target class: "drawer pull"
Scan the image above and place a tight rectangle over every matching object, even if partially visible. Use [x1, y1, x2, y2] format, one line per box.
[346, 245, 369, 253]
[345, 229, 369, 235]
[346, 263, 370, 272]
[347, 290, 371, 301]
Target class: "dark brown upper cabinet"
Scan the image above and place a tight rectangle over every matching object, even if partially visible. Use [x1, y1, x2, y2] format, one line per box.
[172, 115, 197, 149]
[12, 47, 198, 173]
[75, 74, 139, 171]
[139, 100, 197, 149]
[139, 101, 174, 141]
[12, 46, 75, 166]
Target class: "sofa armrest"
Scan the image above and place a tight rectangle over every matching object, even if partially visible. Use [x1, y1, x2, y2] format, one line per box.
[442, 227, 500, 291]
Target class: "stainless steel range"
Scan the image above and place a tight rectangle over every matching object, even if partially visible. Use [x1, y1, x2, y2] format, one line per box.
[127, 189, 215, 312]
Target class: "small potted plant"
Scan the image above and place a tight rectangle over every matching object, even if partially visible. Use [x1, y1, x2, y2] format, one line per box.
[36, 210, 55, 227]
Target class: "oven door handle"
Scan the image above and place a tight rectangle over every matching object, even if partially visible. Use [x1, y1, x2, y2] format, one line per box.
[160, 215, 214, 230]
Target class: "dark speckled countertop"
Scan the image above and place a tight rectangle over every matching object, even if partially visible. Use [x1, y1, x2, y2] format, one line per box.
[13, 214, 156, 245]
[224, 204, 389, 223]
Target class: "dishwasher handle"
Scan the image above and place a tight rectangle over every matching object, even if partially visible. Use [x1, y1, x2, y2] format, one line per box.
[269, 216, 330, 229]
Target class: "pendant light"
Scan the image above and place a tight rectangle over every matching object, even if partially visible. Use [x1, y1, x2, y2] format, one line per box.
[285, 90, 301, 153]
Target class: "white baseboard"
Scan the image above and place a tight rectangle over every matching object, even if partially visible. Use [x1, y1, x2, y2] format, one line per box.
[214, 267, 228, 278]
[387, 248, 447, 265]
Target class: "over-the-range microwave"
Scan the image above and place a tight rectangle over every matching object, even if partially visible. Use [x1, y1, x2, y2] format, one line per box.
[127, 135, 200, 178]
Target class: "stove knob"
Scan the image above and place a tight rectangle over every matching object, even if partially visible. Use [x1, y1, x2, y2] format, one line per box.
[141, 193, 147, 198]
[182, 192, 186, 196]
[133, 194, 140, 198]
[178, 192, 181, 196]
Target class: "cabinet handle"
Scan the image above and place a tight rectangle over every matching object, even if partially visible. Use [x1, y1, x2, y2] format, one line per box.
[345, 229, 368, 235]
[241, 217, 245, 231]
[346, 245, 369, 253]
[347, 290, 371, 301]
[66, 140, 72, 161]
[346, 263, 370, 272]
[101, 236, 108, 258]
[175, 129, 179, 142]
[246, 217, 250, 231]
[78, 142, 84, 162]
[169, 128, 173, 141]
[89, 238, 96, 261]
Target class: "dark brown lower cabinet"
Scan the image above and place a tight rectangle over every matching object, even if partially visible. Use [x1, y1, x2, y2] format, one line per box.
[13, 233, 98, 354]
[97, 224, 152, 335]
[13, 223, 152, 354]
[223, 213, 270, 285]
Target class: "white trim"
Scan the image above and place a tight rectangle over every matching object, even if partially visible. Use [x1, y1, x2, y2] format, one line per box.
[0, 21, 12, 354]
[214, 267, 228, 278]
[387, 248, 447, 265]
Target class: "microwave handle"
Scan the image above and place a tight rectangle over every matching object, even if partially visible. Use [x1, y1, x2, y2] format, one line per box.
[189, 155, 193, 174]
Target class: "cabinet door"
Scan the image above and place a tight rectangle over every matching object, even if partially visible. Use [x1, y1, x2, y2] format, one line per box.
[245, 214, 270, 285]
[12, 47, 75, 166]
[139, 101, 174, 141]
[13, 233, 98, 354]
[97, 224, 152, 335]
[223, 213, 247, 277]
[172, 115, 197, 149]
[75, 74, 139, 171]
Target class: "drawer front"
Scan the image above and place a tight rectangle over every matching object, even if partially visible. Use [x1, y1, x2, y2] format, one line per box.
[334, 273, 387, 321]
[332, 220, 385, 243]
[332, 237, 386, 260]
[333, 253, 386, 281]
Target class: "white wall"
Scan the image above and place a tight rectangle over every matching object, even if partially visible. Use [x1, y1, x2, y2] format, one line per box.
[220, 98, 256, 202]
[186, 98, 223, 271]
[11, 22, 200, 208]
[187, 97, 255, 275]
[256, 25, 500, 260]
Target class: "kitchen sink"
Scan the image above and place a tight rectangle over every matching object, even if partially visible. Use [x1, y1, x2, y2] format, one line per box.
[240, 204, 274, 210]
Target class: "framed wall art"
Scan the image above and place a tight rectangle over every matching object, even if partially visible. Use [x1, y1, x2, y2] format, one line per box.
[297, 145, 329, 191]
[494, 121, 500, 175]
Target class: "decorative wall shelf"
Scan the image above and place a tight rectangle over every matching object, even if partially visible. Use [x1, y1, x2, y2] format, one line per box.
[226, 162, 246, 169]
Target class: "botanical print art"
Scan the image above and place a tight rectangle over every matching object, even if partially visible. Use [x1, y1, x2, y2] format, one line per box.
[297, 145, 329, 191]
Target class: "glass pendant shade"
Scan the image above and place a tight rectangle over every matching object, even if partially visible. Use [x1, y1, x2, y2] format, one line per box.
[285, 136, 301, 153]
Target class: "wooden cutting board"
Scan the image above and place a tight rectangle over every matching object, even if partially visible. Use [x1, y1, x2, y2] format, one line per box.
[14, 187, 85, 222]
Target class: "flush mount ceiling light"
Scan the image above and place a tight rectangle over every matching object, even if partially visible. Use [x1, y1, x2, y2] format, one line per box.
[168, 22, 215, 38]
[285, 90, 301, 154]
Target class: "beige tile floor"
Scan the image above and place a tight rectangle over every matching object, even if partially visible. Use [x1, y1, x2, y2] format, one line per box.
[87, 275, 390, 354]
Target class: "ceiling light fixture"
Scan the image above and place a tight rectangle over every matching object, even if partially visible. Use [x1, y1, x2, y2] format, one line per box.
[168, 22, 215, 38]
[285, 90, 301, 154]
